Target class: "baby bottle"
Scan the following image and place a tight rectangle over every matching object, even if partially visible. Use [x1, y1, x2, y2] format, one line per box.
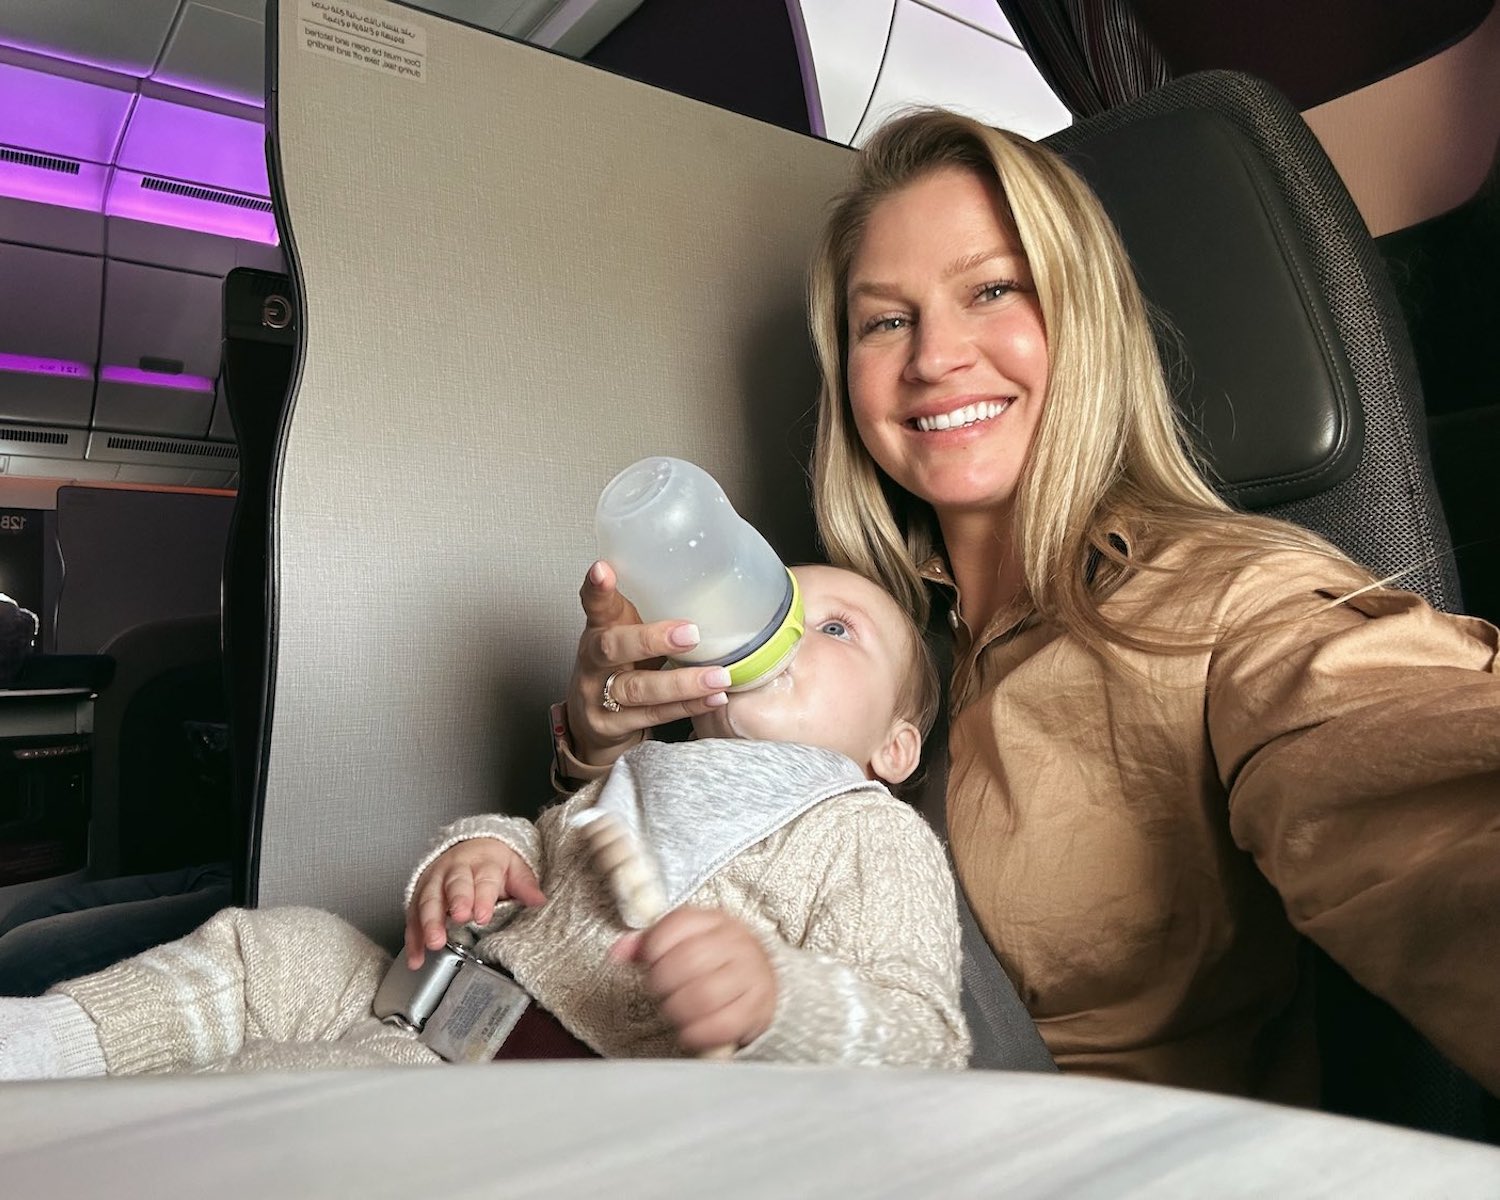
[595, 457, 803, 690]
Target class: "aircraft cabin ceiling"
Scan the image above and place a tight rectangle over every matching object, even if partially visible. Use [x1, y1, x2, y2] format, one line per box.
[0, 0, 648, 488]
[0, 0, 643, 99]
[0, 0, 1069, 489]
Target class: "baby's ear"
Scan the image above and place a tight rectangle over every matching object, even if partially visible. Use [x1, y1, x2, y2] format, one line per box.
[870, 718, 921, 786]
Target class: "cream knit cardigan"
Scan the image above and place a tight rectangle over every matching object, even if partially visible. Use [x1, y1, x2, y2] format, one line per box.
[411, 779, 970, 1068]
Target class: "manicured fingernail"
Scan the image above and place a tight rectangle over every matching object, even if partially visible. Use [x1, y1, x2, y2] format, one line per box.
[669, 623, 700, 650]
[705, 692, 728, 708]
[703, 667, 731, 689]
[588, 560, 607, 584]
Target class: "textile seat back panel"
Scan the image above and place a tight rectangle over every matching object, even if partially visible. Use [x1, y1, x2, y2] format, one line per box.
[263, 0, 849, 946]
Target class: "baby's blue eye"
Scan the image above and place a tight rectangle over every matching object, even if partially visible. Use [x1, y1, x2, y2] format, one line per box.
[818, 619, 851, 639]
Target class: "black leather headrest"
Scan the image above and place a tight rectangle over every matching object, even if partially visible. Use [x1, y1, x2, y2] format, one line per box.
[1049, 106, 1363, 509]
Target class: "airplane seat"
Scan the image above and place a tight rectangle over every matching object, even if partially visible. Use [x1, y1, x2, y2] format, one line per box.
[0, 615, 234, 995]
[1048, 70, 1489, 1141]
[88, 616, 230, 882]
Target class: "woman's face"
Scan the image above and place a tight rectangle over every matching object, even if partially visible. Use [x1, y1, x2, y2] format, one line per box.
[844, 166, 1049, 524]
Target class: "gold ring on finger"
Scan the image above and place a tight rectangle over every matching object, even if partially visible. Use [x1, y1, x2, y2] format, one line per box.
[601, 670, 623, 713]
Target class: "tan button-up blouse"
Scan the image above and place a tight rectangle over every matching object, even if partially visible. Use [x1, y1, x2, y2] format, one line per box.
[925, 537, 1500, 1101]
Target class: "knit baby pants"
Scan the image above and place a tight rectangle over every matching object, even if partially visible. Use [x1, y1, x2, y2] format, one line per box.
[50, 906, 441, 1074]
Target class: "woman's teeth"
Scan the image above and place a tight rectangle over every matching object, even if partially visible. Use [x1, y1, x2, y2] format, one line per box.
[914, 399, 1009, 432]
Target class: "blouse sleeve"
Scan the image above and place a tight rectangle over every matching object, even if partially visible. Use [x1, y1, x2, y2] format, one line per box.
[1206, 557, 1500, 1096]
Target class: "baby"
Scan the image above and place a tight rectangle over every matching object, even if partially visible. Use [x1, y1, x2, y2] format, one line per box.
[0, 565, 970, 1078]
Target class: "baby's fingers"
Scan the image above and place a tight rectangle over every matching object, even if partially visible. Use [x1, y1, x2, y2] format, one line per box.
[610, 930, 646, 963]
[504, 860, 547, 908]
[402, 905, 426, 970]
[442, 868, 477, 927]
[470, 869, 502, 926]
[405, 888, 451, 968]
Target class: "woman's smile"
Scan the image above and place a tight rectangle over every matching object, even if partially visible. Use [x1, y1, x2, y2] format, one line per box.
[908, 396, 1013, 433]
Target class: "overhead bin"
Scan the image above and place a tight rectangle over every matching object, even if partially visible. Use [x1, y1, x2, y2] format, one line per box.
[115, 96, 268, 196]
[0, 241, 101, 428]
[106, 216, 238, 276]
[95, 259, 218, 437]
[0, 58, 132, 218]
[0, 194, 105, 255]
[110, 95, 276, 245]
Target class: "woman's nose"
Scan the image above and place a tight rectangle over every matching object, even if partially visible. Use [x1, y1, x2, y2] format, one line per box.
[903, 310, 976, 383]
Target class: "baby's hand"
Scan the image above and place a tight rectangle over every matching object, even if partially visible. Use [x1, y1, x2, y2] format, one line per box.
[613, 907, 776, 1054]
[404, 840, 546, 968]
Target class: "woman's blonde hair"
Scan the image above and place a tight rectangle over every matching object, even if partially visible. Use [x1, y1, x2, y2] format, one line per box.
[809, 109, 1358, 652]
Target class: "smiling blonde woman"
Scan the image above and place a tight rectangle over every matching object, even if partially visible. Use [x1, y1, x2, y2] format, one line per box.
[563, 108, 1500, 1107]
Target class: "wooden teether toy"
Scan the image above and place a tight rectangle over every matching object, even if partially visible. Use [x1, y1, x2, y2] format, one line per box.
[577, 811, 734, 1059]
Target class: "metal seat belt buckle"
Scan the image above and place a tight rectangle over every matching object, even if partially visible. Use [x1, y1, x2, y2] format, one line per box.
[373, 940, 532, 1062]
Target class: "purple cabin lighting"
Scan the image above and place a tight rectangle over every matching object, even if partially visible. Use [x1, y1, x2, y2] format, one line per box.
[0, 51, 277, 244]
[0, 353, 93, 379]
[99, 365, 216, 393]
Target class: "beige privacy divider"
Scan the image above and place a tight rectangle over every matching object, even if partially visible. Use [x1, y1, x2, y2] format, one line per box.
[263, 0, 853, 944]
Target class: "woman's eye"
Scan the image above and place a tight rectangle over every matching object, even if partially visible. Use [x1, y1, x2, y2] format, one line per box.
[976, 281, 1016, 303]
[818, 619, 852, 640]
[859, 314, 909, 337]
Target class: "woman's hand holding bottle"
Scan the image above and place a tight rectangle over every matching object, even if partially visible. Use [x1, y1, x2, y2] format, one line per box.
[564, 559, 730, 770]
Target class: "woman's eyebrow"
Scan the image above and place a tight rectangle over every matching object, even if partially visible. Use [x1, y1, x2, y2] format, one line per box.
[944, 248, 1024, 278]
[849, 248, 1027, 300]
[848, 279, 903, 302]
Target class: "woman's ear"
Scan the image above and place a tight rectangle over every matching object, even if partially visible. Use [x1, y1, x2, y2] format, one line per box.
[870, 718, 922, 785]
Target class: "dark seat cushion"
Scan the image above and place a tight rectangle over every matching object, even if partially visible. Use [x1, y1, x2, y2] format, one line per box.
[1052, 106, 1361, 509]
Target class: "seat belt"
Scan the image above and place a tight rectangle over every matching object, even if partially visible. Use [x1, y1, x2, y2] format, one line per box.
[917, 624, 1056, 1074]
[955, 884, 1057, 1072]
